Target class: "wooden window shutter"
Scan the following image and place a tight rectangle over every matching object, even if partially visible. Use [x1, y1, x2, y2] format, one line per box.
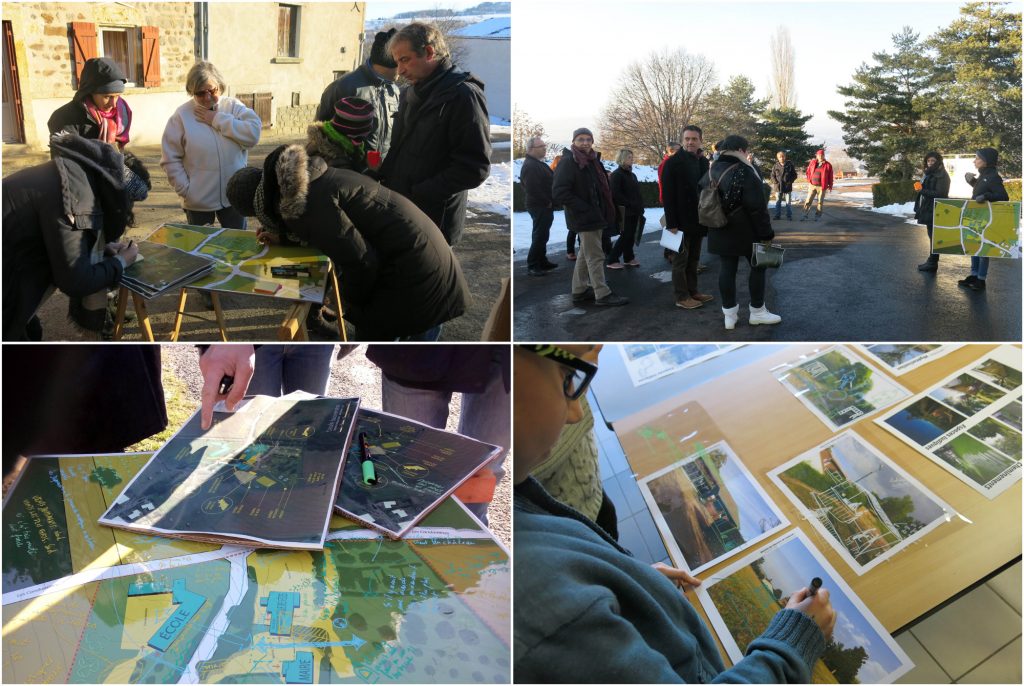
[141, 26, 161, 87]
[70, 22, 97, 86]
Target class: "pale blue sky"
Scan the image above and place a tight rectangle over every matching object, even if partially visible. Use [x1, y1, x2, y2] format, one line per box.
[513, 0, 969, 147]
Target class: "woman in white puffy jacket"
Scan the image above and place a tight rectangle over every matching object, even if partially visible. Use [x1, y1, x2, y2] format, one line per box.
[161, 62, 261, 229]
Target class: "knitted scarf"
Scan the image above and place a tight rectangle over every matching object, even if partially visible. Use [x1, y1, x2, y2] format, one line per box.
[84, 98, 132, 149]
[322, 121, 367, 166]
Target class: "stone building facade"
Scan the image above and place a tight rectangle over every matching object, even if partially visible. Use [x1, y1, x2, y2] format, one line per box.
[3, 2, 367, 148]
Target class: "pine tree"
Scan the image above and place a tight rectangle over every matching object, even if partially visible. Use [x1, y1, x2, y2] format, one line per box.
[700, 75, 768, 151]
[925, 1, 1022, 175]
[828, 27, 931, 180]
[755, 108, 817, 175]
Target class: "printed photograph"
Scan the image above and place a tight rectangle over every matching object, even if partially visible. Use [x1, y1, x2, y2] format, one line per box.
[700, 530, 912, 683]
[768, 432, 950, 573]
[969, 417, 1023, 456]
[934, 433, 1019, 487]
[776, 346, 911, 431]
[929, 373, 1007, 416]
[971, 359, 1023, 392]
[883, 395, 968, 446]
[620, 344, 737, 386]
[860, 344, 951, 374]
[994, 400, 1023, 431]
[639, 442, 787, 573]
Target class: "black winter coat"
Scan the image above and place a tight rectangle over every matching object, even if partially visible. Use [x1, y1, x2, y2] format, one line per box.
[770, 160, 797, 193]
[967, 167, 1009, 202]
[272, 146, 468, 339]
[552, 148, 614, 233]
[315, 61, 399, 156]
[913, 165, 951, 224]
[2, 134, 131, 340]
[701, 154, 774, 257]
[661, 149, 709, 236]
[377, 60, 490, 246]
[610, 166, 644, 215]
[520, 154, 554, 210]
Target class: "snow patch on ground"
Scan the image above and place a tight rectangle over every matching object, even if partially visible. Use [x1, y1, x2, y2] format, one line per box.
[513, 157, 658, 182]
[513, 207, 665, 253]
[468, 161, 511, 217]
[490, 118, 511, 131]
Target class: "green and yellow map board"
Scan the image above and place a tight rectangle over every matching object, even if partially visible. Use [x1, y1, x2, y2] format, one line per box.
[3, 454, 510, 684]
[932, 199, 1021, 258]
[146, 223, 331, 302]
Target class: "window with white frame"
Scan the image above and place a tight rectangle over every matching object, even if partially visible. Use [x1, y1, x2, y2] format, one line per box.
[97, 26, 141, 86]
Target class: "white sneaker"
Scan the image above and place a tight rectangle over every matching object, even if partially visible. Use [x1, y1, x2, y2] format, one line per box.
[749, 304, 781, 325]
[722, 305, 739, 330]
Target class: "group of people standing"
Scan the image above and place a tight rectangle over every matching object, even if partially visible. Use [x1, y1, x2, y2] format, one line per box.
[3, 22, 491, 342]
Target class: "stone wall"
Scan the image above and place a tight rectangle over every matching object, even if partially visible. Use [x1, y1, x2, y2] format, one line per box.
[274, 104, 318, 137]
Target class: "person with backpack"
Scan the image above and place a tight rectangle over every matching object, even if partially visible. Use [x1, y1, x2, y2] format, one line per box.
[801, 149, 833, 221]
[914, 151, 951, 272]
[699, 135, 781, 329]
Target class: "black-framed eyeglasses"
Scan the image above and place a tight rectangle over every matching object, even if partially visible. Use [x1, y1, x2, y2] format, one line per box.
[194, 88, 220, 98]
[518, 344, 598, 400]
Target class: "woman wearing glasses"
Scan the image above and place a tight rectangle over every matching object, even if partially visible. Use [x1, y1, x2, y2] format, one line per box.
[160, 61, 262, 229]
[514, 344, 836, 683]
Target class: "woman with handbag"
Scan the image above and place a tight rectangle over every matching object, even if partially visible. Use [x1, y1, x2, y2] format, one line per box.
[700, 135, 781, 329]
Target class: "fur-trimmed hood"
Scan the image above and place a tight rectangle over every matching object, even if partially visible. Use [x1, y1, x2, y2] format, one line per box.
[275, 144, 313, 220]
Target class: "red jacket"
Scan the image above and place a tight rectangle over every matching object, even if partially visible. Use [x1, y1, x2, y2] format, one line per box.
[806, 159, 834, 190]
[657, 154, 672, 203]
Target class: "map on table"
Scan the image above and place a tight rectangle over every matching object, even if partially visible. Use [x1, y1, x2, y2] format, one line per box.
[932, 199, 1021, 258]
[773, 346, 911, 432]
[121, 242, 216, 298]
[3, 454, 511, 684]
[697, 529, 913, 683]
[620, 344, 739, 387]
[767, 431, 953, 574]
[876, 344, 1022, 500]
[637, 440, 788, 574]
[99, 394, 360, 549]
[334, 409, 504, 539]
[146, 223, 331, 302]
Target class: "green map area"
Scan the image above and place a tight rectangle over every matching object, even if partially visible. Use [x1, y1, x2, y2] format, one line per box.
[932, 199, 1021, 258]
[3, 457, 510, 684]
[146, 223, 331, 302]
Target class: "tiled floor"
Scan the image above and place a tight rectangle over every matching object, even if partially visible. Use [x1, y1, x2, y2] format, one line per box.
[592, 391, 1023, 684]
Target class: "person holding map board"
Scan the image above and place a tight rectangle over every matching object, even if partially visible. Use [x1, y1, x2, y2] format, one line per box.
[957, 147, 1009, 292]
[513, 343, 837, 683]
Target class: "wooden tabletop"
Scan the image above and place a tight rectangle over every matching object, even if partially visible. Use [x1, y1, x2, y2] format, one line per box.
[613, 343, 1022, 632]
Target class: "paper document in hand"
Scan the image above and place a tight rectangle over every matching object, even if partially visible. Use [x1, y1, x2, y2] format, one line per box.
[334, 409, 503, 539]
[98, 394, 360, 549]
[659, 228, 683, 252]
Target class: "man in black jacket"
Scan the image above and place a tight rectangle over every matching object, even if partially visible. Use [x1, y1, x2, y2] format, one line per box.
[770, 151, 798, 220]
[521, 136, 558, 276]
[315, 29, 400, 159]
[377, 22, 491, 246]
[661, 125, 712, 310]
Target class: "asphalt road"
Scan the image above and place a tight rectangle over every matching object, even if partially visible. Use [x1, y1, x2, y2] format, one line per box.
[513, 197, 1022, 342]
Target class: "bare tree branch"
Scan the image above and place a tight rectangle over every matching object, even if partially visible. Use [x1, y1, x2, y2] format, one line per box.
[769, 26, 797, 110]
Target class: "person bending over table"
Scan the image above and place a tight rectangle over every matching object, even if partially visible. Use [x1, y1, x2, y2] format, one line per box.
[513, 343, 837, 683]
[226, 144, 469, 341]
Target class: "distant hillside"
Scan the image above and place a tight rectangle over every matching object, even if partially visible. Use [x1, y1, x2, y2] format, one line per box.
[393, 2, 510, 19]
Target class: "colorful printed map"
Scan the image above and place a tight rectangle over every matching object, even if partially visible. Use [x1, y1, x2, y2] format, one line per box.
[146, 223, 331, 302]
[3, 455, 510, 684]
[932, 199, 1021, 258]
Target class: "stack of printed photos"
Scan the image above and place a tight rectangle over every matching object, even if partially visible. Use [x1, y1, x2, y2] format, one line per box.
[119, 241, 216, 299]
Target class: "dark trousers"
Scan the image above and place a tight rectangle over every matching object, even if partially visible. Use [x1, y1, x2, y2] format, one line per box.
[185, 206, 247, 229]
[718, 254, 767, 308]
[924, 222, 939, 263]
[608, 212, 639, 263]
[671, 231, 703, 299]
[527, 207, 554, 269]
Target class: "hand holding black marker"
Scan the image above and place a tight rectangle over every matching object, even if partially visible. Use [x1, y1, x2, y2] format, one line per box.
[808, 577, 822, 596]
[360, 432, 377, 485]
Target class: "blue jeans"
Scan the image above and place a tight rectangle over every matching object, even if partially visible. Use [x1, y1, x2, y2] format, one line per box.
[248, 345, 333, 396]
[774, 192, 792, 218]
[355, 324, 442, 342]
[381, 362, 509, 525]
[970, 256, 990, 279]
[185, 206, 247, 230]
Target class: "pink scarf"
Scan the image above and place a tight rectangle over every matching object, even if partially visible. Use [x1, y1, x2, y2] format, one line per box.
[85, 98, 132, 149]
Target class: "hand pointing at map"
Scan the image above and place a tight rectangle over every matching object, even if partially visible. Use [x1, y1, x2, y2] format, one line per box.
[199, 345, 256, 429]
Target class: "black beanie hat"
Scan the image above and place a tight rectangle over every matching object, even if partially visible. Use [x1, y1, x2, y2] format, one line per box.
[226, 166, 263, 217]
[572, 127, 594, 141]
[370, 29, 398, 68]
[976, 147, 998, 168]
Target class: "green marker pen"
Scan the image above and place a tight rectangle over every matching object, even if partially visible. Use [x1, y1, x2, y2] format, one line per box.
[360, 432, 377, 485]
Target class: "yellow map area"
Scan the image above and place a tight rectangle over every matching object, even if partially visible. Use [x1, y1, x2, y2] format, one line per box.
[932, 199, 1021, 257]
